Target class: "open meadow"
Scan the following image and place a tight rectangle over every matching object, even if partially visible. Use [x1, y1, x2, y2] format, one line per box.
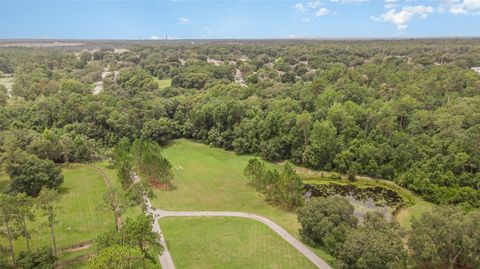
[0, 161, 138, 266]
[153, 139, 437, 267]
[154, 139, 335, 264]
[160, 217, 317, 269]
[0, 165, 113, 253]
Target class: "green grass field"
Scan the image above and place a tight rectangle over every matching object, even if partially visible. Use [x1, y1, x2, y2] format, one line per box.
[154, 78, 172, 89]
[4, 164, 115, 252]
[396, 199, 435, 229]
[160, 217, 317, 269]
[1, 161, 140, 268]
[152, 139, 437, 268]
[153, 139, 335, 265]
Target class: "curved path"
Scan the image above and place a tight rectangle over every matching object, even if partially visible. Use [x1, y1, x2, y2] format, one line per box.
[154, 209, 332, 269]
[133, 173, 332, 269]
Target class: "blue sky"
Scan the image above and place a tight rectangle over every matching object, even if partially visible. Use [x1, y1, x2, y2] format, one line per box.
[0, 0, 479, 39]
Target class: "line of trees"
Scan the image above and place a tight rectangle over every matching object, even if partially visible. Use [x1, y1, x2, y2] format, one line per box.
[114, 138, 173, 188]
[0, 187, 60, 267]
[297, 196, 480, 269]
[244, 159, 303, 209]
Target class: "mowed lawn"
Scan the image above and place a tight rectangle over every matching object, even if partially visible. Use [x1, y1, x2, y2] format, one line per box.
[153, 139, 335, 265]
[160, 217, 317, 269]
[3, 164, 117, 254]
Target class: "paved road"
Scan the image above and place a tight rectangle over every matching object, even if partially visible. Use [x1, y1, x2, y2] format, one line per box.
[133, 173, 332, 269]
[154, 210, 332, 269]
[132, 173, 176, 269]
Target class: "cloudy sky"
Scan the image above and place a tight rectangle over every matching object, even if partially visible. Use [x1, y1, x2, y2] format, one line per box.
[0, 0, 479, 39]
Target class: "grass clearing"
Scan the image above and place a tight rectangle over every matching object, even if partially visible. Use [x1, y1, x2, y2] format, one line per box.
[396, 199, 435, 229]
[152, 139, 335, 265]
[5, 164, 115, 253]
[2, 162, 140, 263]
[160, 217, 317, 269]
[154, 78, 172, 89]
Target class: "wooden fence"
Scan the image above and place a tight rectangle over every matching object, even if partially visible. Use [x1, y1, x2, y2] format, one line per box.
[57, 239, 95, 254]
[55, 253, 96, 268]
[75, 163, 111, 189]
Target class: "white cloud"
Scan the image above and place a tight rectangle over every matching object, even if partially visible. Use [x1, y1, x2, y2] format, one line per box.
[179, 17, 190, 24]
[288, 34, 299, 38]
[307, 1, 321, 8]
[439, 0, 480, 14]
[449, 5, 467, 14]
[384, 0, 397, 9]
[293, 3, 306, 11]
[293, 1, 330, 18]
[294, 1, 322, 11]
[464, 0, 480, 9]
[372, 5, 434, 29]
[315, 7, 330, 16]
[149, 36, 160, 40]
[331, 0, 369, 3]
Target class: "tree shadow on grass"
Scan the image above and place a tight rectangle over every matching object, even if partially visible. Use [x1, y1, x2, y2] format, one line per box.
[57, 186, 70, 195]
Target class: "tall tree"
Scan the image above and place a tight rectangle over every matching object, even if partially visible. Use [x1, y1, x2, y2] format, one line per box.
[0, 194, 19, 264]
[296, 112, 312, 147]
[14, 193, 35, 251]
[302, 120, 338, 170]
[336, 212, 407, 269]
[125, 180, 155, 212]
[408, 206, 480, 269]
[244, 158, 266, 191]
[121, 215, 162, 257]
[131, 139, 173, 186]
[297, 196, 357, 251]
[103, 188, 125, 231]
[36, 188, 60, 256]
[280, 163, 303, 208]
[114, 138, 133, 188]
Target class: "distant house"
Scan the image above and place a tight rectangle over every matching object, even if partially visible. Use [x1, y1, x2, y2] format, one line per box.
[471, 67, 480, 75]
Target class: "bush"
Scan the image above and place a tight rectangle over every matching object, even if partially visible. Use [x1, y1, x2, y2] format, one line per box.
[16, 247, 56, 269]
[6, 150, 63, 196]
[297, 196, 357, 252]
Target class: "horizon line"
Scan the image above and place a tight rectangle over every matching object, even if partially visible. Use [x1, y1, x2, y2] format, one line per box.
[1, 36, 480, 42]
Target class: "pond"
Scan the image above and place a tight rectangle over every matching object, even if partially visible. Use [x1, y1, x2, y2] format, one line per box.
[303, 183, 406, 222]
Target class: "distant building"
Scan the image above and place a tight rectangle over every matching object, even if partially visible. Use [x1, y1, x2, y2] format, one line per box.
[471, 67, 480, 74]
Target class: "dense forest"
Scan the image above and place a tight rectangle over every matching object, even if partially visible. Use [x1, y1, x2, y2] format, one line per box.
[0, 39, 479, 209]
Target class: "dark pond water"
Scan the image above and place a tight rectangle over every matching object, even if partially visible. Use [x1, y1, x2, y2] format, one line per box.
[303, 183, 406, 221]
